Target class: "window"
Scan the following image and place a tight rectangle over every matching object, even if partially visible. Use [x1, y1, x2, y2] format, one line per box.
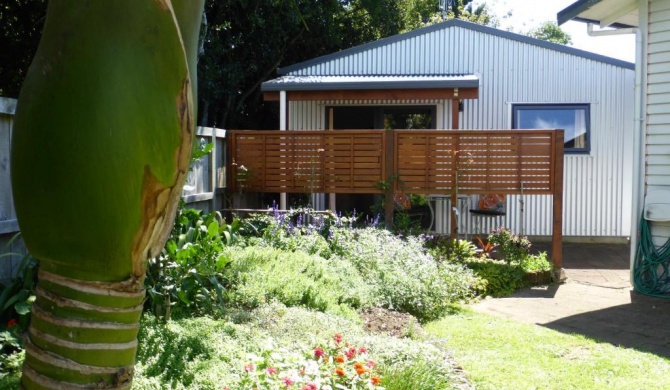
[512, 104, 590, 154]
[327, 106, 436, 130]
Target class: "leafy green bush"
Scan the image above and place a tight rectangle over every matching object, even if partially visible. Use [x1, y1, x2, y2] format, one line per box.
[226, 246, 372, 318]
[240, 208, 479, 322]
[521, 252, 552, 273]
[464, 258, 526, 297]
[488, 227, 531, 262]
[145, 204, 243, 320]
[0, 236, 37, 382]
[426, 237, 478, 263]
[330, 228, 478, 322]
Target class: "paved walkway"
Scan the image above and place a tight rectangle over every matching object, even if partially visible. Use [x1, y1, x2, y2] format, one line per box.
[473, 243, 670, 357]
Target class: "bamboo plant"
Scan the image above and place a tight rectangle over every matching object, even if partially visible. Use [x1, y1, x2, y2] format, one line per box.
[10, 1, 204, 388]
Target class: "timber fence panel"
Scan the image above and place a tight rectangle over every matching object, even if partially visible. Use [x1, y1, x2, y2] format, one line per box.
[229, 130, 386, 194]
[182, 127, 227, 213]
[0, 98, 18, 235]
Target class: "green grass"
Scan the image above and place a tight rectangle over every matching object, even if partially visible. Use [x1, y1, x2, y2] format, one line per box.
[426, 308, 670, 390]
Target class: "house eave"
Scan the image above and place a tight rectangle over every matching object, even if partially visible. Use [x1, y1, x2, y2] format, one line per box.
[557, 0, 639, 28]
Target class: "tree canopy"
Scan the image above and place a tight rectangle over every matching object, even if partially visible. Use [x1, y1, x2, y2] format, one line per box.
[0, 0, 498, 129]
[528, 21, 572, 45]
[0, 0, 47, 97]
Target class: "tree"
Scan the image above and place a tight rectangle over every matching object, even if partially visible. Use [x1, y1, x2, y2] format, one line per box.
[528, 21, 572, 45]
[197, 0, 417, 129]
[0, 0, 47, 97]
[11, 1, 204, 388]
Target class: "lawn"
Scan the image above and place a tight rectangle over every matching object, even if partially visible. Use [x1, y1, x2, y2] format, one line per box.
[426, 308, 670, 390]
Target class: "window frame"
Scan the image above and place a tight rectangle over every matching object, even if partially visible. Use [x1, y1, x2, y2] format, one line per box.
[512, 104, 591, 154]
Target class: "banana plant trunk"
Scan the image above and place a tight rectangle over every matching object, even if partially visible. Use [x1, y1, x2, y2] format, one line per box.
[11, 1, 204, 388]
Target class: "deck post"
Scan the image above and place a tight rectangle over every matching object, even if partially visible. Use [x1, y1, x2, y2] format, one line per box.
[552, 129, 565, 282]
[384, 129, 395, 230]
[450, 100, 460, 239]
[279, 90, 287, 210]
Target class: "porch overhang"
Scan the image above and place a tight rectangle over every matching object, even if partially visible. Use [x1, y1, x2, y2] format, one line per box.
[261, 74, 479, 101]
[557, 0, 638, 28]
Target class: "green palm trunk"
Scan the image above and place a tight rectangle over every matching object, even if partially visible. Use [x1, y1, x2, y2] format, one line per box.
[11, 1, 203, 388]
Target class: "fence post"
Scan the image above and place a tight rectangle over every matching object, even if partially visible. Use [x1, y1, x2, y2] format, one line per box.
[384, 129, 395, 230]
[552, 129, 565, 281]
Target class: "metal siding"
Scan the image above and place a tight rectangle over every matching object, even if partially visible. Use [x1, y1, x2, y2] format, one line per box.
[287, 25, 634, 238]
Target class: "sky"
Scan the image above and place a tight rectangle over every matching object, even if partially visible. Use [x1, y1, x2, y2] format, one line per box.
[474, 0, 636, 63]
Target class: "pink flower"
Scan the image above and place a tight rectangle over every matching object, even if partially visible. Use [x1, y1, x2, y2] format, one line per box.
[345, 347, 357, 359]
[302, 384, 317, 390]
[366, 359, 377, 368]
[313, 347, 325, 359]
[282, 377, 295, 387]
[244, 363, 254, 373]
[333, 333, 342, 344]
[358, 346, 367, 354]
[267, 366, 278, 375]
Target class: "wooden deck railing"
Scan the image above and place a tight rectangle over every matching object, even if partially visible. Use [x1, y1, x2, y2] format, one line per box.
[228, 129, 564, 271]
[229, 130, 386, 194]
[228, 129, 562, 196]
[394, 130, 561, 195]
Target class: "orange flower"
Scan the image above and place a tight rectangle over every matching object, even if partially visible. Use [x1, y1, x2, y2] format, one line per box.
[355, 366, 368, 375]
[371, 375, 381, 386]
[335, 367, 346, 377]
[335, 355, 345, 363]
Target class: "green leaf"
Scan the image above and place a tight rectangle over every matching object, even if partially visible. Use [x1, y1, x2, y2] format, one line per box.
[15, 298, 34, 315]
[207, 221, 219, 238]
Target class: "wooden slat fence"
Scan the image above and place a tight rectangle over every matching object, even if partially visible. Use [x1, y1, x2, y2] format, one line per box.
[229, 130, 386, 194]
[394, 130, 560, 195]
[229, 129, 563, 196]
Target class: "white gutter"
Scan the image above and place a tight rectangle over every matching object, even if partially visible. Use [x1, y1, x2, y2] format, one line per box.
[587, 23, 637, 36]
[280, 90, 288, 210]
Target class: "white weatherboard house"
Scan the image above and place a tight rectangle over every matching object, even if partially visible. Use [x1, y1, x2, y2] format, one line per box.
[558, 0, 670, 292]
[261, 19, 635, 240]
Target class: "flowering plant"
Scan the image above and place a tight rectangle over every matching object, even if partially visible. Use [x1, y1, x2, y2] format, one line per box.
[488, 227, 531, 263]
[238, 333, 384, 390]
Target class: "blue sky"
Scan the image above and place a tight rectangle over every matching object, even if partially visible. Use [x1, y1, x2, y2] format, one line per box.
[475, 0, 636, 63]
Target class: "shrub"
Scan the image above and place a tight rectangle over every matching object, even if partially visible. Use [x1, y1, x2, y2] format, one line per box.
[330, 229, 478, 322]
[488, 227, 531, 262]
[521, 252, 552, 273]
[145, 204, 242, 320]
[226, 246, 373, 317]
[464, 258, 526, 297]
[426, 237, 478, 263]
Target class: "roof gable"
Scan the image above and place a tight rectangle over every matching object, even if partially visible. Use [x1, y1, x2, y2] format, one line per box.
[278, 19, 634, 75]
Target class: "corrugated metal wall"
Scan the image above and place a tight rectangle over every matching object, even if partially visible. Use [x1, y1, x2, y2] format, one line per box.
[287, 24, 635, 238]
[646, 0, 670, 242]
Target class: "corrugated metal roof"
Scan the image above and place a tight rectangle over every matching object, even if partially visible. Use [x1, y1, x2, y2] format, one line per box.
[260, 74, 479, 92]
[277, 19, 634, 75]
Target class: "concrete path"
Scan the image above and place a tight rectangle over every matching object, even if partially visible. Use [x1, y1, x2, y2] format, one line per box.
[472, 243, 670, 357]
